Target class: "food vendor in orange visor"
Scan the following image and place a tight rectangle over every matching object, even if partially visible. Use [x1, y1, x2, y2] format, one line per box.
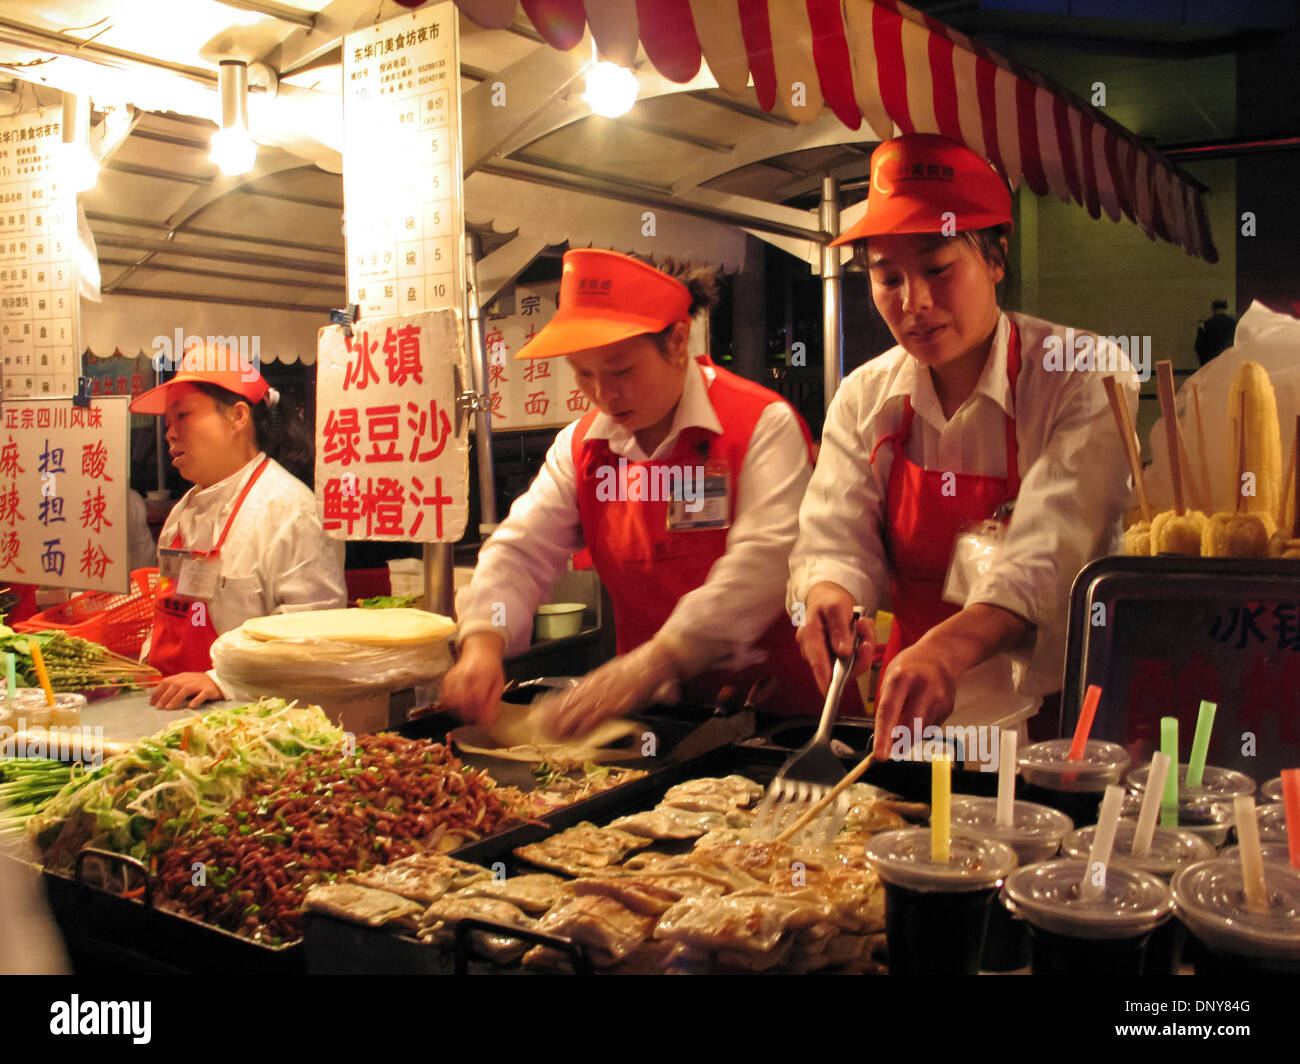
[129, 344, 346, 709]
[788, 134, 1140, 755]
[442, 250, 820, 737]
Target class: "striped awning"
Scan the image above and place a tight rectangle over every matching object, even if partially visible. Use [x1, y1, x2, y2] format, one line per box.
[453, 0, 1217, 262]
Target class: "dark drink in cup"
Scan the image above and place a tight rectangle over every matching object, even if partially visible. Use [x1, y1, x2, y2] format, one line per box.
[1172, 858, 1300, 974]
[1261, 776, 1283, 803]
[950, 796, 1072, 971]
[1017, 739, 1130, 826]
[1127, 761, 1254, 803]
[865, 828, 1018, 976]
[1062, 821, 1213, 974]
[1000, 859, 1173, 975]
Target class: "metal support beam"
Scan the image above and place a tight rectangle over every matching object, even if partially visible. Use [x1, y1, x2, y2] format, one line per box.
[105, 160, 211, 185]
[97, 235, 344, 276]
[820, 176, 843, 412]
[236, 187, 343, 210]
[85, 210, 344, 257]
[465, 234, 498, 532]
[97, 256, 342, 291]
[107, 287, 333, 313]
[688, 90, 798, 129]
[216, 0, 317, 30]
[479, 158, 827, 244]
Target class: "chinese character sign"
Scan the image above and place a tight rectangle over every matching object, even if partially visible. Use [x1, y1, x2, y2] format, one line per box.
[0, 106, 80, 399]
[343, 2, 464, 322]
[315, 309, 467, 543]
[484, 283, 589, 430]
[0, 398, 128, 592]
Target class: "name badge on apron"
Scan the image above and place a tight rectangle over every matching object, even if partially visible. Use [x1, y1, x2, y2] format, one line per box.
[160, 547, 221, 601]
[666, 462, 731, 531]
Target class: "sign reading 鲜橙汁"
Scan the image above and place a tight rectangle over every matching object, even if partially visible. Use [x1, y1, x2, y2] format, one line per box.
[314, 309, 467, 543]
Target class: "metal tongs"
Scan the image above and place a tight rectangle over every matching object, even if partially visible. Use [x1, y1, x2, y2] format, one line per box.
[754, 611, 863, 842]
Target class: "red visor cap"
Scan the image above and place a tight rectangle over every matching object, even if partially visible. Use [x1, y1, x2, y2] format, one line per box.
[130, 342, 270, 414]
[831, 134, 1013, 247]
[515, 249, 692, 359]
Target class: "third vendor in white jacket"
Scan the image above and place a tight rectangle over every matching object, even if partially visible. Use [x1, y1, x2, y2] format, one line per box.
[789, 134, 1139, 754]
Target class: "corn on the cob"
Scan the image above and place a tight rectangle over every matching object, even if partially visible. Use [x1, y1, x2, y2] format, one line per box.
[1268, 532, 1300, 559]
[1123, 520, 1152, 556]
[1228, 361, 1282, 519]
[1202, 511, 1273, 558]
[1150, 509, 1207, 556]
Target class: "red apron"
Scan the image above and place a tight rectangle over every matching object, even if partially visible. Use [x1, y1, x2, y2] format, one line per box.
[870, 322, 1022, 680]
[148, 458, 270, 676]
[573, 358, 824, 715]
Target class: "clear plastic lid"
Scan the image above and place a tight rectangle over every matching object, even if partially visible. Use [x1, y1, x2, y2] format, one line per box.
[1127, 761, 1255, 801]
[1061, 820, 1214, 879]
[1018, 739, 1130, 792]
[1220, 843, 1295, 867]
[950, 796, 1072, 865]
[1118, 793, 1234, 847]
[1261, 776, 1283, 803]
[1001, 859, 1173, 939]
[864, 828, 1018, 893]
[1172, 858, 1300, 960]
[1248, 804, 1289, 844]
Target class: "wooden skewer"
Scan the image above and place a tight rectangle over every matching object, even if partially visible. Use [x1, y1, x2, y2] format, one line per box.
[1155, 360, 1186, 516]
[1293, 415, 1300, 539]
[1103, 375, 1152, 524]
[1190, 383, 1214, 514]
[1282, 415, 1299, 536]
[773, 752, 875, 845]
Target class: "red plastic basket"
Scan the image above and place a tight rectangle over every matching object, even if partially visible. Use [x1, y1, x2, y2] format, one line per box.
[13, 568, 159, 658]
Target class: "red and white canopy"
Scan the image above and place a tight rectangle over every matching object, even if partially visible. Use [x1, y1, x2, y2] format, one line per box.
[451, 0, 1217, 262]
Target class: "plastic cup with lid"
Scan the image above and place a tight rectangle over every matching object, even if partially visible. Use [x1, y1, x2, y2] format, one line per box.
[865, 827, 1018, 975]
[1172, 857, 1300, 974]
[1017, 738, 1130, 825]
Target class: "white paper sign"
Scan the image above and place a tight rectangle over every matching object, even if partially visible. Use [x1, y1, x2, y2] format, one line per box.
[343, 3, 464, 319]
[0, 106, 80, 398]
[0, 398, 129, 592]
[315, 309, 467, 543]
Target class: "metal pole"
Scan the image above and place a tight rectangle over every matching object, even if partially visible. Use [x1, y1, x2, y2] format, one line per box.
[154, 362, 166, 490]
[422, 542, 454, 616]
[465, 234, 499, 530]
[820, 175, 844, 413]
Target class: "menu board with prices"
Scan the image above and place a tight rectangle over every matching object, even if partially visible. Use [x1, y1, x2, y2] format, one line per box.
[315, 309, 467, 543]
[0, 107, 79, 398]
[482, 283, 592, 431]
[342, 2, 464, 320]
[0, 398, 129, 593]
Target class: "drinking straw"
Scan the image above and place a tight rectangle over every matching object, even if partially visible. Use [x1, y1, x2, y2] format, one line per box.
[1131, 752, 1172, 859]
[1282, 769, 1300, 872]
[1080, 785, 1126, 902]
[1160, 717, 1179, 827]
[26, 640, 54, 708]
[1233, 795, 1270, 914]
[996, 729, 1017, 829]
[1067, 685, 1102, 761]
[4, 651, 13, 695]
[1185, 700, 1217, 788]
[931, 754, 952, 864]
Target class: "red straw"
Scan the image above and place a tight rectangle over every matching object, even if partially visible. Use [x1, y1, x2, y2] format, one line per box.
[1068, 685, 1102, 762]
[1283, 769, 1300, 871]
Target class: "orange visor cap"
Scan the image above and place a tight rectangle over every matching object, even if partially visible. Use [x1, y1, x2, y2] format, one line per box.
[831, 134, 1013, 247]
[130, 342, 270, 414]
[515, 249, 691, 359]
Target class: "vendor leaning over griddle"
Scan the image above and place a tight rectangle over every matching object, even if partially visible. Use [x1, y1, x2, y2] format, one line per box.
[788, 134, 1139, 755]
[130, 344, 346, 710]
[441, 249, 819, 738]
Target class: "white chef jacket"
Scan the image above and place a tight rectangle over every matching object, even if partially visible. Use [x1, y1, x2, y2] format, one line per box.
[788, 312, 1139, 723]
[149, 453, 346, 696]
[457, 359, 812, 675]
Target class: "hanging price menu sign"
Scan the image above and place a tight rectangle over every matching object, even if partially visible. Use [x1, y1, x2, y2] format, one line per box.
[0, 398, 129, 593]
[0, 107, 80, 398]
[342, 2, 465, 319]
[315, 309, 467, 543]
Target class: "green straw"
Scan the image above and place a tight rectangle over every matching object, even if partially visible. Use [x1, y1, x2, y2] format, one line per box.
[1160, 716, 1179, 827]
[1185, 700, 1217, 789]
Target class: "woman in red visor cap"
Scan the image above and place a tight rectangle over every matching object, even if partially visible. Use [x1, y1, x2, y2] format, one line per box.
[789, 134, 1139, 756]
[443, 250, 820, 738]
[130, 344, 346, 709]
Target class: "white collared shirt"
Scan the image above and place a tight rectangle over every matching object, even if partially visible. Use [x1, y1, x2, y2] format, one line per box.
[151, 452, 347, 694]
[788, 312, 1140, 709]
[457, 360, 812, 673]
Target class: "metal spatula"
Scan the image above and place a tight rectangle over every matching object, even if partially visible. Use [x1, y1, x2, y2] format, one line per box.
[754, 627, 860, 842]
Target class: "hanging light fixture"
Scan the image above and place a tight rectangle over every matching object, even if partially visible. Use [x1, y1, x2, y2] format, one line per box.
[59, 92, 98, 192]
[210, 60, 257, 175]
[584, 61, 638, 118]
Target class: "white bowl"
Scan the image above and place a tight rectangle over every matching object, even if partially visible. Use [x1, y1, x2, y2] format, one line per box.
[533, 602, 585, 641]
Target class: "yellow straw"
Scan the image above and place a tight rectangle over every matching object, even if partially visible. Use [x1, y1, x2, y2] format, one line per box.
[931, 754, 953, 864]
[27, 639, 55, 707]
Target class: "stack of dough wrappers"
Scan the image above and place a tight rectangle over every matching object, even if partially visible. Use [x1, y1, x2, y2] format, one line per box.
[306, 775, 903, 973]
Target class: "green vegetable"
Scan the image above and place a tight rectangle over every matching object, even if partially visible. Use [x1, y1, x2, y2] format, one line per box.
[355, 594, 420, 609]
